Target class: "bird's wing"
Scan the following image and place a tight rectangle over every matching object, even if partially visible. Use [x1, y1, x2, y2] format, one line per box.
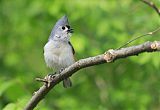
[68, 41, 75, 55]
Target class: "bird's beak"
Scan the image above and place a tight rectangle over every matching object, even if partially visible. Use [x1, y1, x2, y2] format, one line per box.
[67, 28, 74, 33]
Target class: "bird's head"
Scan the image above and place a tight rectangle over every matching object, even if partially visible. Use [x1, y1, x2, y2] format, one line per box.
[49, 15, 73, 41]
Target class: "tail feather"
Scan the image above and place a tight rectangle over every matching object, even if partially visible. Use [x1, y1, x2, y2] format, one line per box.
[63, 78, 72, 88]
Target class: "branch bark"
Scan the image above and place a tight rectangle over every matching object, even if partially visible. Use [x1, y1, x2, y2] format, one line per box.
[141, 0, 160, 16]
[24, 41, 160, 110]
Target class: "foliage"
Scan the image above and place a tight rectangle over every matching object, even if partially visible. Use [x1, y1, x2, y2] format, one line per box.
[0, 0, 160, 110]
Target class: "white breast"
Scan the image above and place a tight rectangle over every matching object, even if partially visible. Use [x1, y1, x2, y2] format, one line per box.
[44, 40, 75, 71]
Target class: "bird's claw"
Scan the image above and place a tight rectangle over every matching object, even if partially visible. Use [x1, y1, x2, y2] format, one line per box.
[38, 69, 65, 87]
[44, 73, 57, 87]
[57, 68, 65, 78]
[59, 68, 64, 73]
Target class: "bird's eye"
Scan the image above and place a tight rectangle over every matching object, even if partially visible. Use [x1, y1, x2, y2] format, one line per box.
[62, 26, 65, 30]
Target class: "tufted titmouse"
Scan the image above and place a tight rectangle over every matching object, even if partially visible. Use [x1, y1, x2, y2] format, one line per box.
[44, 15, 75, 88]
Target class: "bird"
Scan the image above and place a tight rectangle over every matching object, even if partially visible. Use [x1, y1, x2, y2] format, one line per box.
[43, 15, 75, 88]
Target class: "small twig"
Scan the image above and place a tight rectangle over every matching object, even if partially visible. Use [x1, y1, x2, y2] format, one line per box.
[141, 0, 160, 16]
[117, 27, 160, 49]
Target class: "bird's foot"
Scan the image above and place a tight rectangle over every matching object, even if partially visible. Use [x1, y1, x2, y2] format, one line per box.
[57, 68, 65, 77]
[36, 69, 65, 87]
[44, 72, 58, 87]
[59, 68, 65, 73]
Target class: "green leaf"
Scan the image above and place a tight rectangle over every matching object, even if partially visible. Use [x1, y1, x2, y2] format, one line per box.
[2, 103, 16, 110]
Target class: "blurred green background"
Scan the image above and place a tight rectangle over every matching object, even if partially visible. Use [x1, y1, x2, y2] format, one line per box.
[0, 0, 160, 110]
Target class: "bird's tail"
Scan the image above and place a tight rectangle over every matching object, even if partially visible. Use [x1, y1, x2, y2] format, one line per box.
[63, 78, 72, 88]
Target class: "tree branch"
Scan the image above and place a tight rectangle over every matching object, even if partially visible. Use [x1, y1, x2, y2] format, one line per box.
[141, 0, 160, 16]
[117, 27, 160, 49]
[24, 41, 160, 110]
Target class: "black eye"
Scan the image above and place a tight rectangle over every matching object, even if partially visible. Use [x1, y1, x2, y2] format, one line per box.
[62, 26, 65, 30]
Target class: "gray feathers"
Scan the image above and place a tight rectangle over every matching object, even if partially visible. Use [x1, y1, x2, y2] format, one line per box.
[49, 15, 70, 40]
[68, 41, 75, 55]
[44, 15, 74, 88]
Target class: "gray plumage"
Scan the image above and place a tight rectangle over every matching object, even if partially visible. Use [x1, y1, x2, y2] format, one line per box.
[49, 16, 69, 40]
[44, 15, 75, 88]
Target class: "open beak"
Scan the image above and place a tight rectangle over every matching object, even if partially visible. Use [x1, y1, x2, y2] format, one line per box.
[67, 28, 74, 33]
